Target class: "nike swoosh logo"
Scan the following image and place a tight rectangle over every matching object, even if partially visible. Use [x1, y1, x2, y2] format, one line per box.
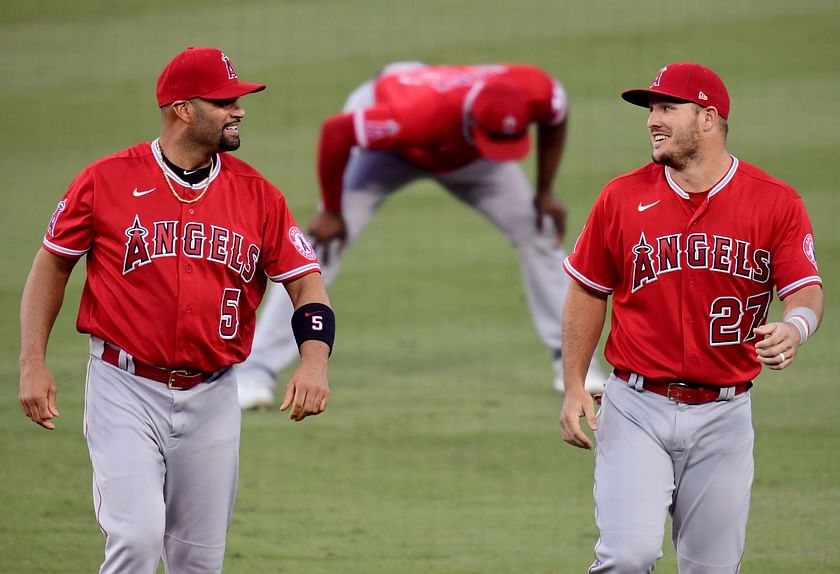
[304, 311, 322, 317]
[183, 169, 198, 175]
[133, 187, 156, 197]
[637, 200, 660, 212]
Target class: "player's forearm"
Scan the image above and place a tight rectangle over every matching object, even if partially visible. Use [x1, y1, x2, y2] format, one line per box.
[535, 120, 567, 196]
[285, 272, 331, 310]
[286, 273, 335, 364]
[318, 113, 357, 213]
[19, 249, 75, 369]
[562, 281, 607, 389]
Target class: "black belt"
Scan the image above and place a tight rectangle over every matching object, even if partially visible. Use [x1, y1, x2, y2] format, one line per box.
[613, 369, 751, 404]
[101, 344, 216, 390]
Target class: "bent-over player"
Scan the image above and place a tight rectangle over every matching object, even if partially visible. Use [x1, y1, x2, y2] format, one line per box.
[18, 47, 334, 573]
[237, 61, 607, 409]
[560, 62, 823, 572]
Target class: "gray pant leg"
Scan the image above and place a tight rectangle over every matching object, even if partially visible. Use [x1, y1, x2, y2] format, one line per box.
[86, 358, 167, 574]
[671, 395, 753, 573]
[161, 370, 240, 573]
[589, 378, 672, 573]
[438, 159, 567, 353]
[236, 149, 423, 390]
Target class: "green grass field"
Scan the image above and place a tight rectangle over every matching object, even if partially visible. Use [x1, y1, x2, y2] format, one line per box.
[1, 1, 838, 572]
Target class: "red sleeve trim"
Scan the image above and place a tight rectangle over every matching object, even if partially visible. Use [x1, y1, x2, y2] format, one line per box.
[42, 237, 87, 259]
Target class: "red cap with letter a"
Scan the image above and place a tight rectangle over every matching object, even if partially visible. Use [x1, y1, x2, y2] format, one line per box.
[470, 81, 532, 162]
[621, 62, 730, 119]
[156, 47, 266, 107]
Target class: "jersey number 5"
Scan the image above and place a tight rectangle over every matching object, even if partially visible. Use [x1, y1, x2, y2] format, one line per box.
[219, 288, 241, 340]
[709, 291, 772, 346]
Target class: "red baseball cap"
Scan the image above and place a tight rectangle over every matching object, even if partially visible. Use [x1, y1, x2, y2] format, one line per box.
[470, 81, 531, 162]
[621, 62, 730, 119]
[156, 47, 266, 107]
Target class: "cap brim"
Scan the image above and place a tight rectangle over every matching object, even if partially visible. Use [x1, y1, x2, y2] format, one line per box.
[202, 81, 266, 101]
[621, 88, 695, 109]
[473, 130, 531, 162]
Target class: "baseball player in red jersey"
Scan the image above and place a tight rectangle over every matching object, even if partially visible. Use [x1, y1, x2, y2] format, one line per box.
[18, 47, 334, 573]
[236, 62, 607, 409]
[559, 63, 823, 572]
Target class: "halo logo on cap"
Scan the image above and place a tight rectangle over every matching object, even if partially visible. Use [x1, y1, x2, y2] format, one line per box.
[651, 66, 667, 88]
[222, 53, 237, 80]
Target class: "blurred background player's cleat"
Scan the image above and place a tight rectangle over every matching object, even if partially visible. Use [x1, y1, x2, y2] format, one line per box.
[553, 353, 607, 395]
[237, 379, 274, 411]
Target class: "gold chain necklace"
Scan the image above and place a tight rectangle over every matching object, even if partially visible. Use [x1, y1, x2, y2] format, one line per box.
[156, 141, 214, 204]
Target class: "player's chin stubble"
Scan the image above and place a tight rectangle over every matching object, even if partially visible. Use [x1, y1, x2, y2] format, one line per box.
[651, 127, 701, 171]
[219, 133, 241, 152]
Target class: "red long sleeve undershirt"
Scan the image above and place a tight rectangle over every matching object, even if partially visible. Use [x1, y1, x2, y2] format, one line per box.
[317, 113, 357, 213]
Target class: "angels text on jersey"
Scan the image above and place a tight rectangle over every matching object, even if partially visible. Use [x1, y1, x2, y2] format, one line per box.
[123, 214, 260, 281]
[631, 231, 770, 293]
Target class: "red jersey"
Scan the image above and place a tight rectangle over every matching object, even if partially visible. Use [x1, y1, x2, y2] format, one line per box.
[43, 140, 320, 372]
[564, 158, 821, 386]
[317, 64, 568, 212]
[360, 64, 566, 172]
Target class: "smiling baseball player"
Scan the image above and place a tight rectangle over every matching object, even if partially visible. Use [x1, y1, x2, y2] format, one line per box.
[19, 47, 334, 573]
[560, 63, 823, 572]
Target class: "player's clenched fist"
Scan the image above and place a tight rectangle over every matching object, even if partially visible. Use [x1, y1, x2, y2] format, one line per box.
[754, 321, 801, 370]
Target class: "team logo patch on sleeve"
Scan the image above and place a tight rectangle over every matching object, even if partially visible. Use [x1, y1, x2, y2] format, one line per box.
[289, 227, 317, 260]
[803, 233, 818, 270]
[47, 200, 66, 237]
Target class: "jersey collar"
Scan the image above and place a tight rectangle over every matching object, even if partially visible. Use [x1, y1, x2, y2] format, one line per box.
[664, 155, 739, 200]
[150, 138, 221, 189]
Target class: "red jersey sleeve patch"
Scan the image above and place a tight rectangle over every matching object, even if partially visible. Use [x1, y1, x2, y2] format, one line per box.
[42, 166, 95, 258]
[261, 191, 321, 283]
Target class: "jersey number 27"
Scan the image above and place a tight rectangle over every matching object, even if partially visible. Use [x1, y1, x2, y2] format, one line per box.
[709, 291, 772, 346]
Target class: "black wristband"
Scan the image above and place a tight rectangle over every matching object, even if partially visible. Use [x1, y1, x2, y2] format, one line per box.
[291, 303, 335, 356]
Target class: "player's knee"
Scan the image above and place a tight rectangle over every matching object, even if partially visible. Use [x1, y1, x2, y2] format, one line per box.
[107, 520, 165, 562]
[595, 537, 661, 573]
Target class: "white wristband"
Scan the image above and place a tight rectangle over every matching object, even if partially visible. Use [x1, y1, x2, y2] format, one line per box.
[785, 317, 809, 345]
[783, 306, 819, 345]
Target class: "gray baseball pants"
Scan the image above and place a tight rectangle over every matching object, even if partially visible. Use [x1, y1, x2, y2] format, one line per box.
[589, 375, 754, 573]
[85, 337, 240, 573]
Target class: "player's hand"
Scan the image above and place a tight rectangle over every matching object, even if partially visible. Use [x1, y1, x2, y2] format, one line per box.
[19, 361, 60, 430]
[533, 194, 567, 246]
[754, 321, 801, 370]
[280, 342, 330, 421]
[560, 387, 597, 449]
[308, 210, 348, 265]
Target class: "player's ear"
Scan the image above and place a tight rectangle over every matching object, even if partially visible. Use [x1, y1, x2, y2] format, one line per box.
[701, 106, 719, 133]
[171, 100, 193, 123]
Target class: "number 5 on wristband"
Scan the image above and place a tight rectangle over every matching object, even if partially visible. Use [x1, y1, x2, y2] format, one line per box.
[291, 303, 335, 355]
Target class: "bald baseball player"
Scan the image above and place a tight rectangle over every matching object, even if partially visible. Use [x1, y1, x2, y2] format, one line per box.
[18, 46, 334, 573]
[560, 62, 823, 572]
[237, 62, 607, 409]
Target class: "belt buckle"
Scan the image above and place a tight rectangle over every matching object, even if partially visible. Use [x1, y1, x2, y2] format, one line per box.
[167, 369, 193, 390]
[666, 382, 693, 402]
